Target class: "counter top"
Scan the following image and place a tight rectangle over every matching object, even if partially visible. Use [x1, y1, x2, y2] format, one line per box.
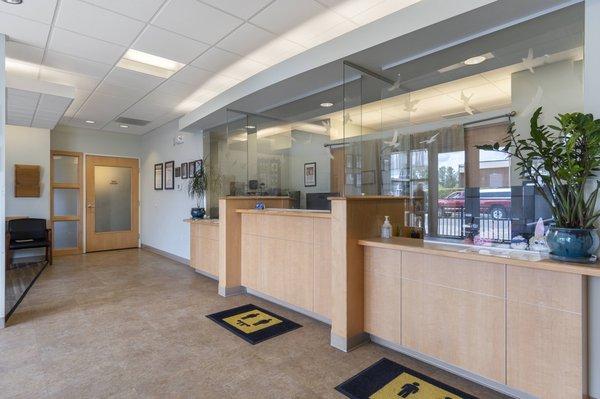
[236, 208, 331, 218]
[184, 218, 220, 225]
[222, 196, 292, 200]
[359, 237, 600, 277]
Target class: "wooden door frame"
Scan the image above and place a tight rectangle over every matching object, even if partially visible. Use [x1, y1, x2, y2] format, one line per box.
[85, 155, 140, 252]
[50, 150, 84, 255]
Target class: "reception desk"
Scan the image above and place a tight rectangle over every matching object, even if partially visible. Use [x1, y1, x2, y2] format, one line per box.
[185, 218, 219, 278]
[237, 209, 332, 321]
[359, 237, 599, 399]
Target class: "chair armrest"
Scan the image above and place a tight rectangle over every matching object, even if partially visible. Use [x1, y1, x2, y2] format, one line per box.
[46, 228, 52, 243]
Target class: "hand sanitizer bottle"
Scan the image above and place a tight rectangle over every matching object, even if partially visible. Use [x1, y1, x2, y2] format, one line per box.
[381, 216, 392, 239]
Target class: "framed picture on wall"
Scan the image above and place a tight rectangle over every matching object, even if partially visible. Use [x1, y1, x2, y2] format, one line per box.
[362, 170, 375, 185]
[175, 167, 181, 178]
[165, 161, 175, 190]
[304, 162, 316, 187]
[154, 163, 163, 190]
[188, 161, 196, 177]
[181, 162, 188, 179]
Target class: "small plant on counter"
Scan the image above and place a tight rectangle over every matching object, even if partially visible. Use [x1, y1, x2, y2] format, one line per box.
[188, 159, 208, 219]
[477, 107, 600, 262]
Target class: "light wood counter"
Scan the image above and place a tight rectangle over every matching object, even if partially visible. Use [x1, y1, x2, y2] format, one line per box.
[239, 209, 332, 320]
[358, 237, 590, 398]
[359, 237, 600, 277]
[185, 219, 219, 277]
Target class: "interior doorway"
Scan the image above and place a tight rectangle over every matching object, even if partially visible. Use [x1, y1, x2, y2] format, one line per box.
[85, 155, 139, 252]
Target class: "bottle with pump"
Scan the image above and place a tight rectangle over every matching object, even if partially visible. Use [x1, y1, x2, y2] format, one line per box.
[381, 216, 392, 239]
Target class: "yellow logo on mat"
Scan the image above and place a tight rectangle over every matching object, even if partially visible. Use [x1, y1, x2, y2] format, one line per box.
[222, 309, 282, 334]
[370, 372, 463, 399]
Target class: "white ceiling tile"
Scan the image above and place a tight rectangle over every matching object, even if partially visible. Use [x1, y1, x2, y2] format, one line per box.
[57, 0, 145, 46]
[49, 28, 126, 65]
[251, 0, 324, 35]
[5, 41, 45, 64]
[87, 0, 166, 22]
[95, 81, 149, 101]
[32, 94, 73, 129]
[317, 0, 383, 19]
[105, 67, 165, 91]
[169, 65, 212, 86]
[152, 79, 198, 99]
[43, 50, 113, 78]
[0, 12, 51, 47]
[200, 74, 239, 93]
[220, 57, 267, 80]
[0, 0, 57, 24]
[200, 0, 272, 20]
[191, 47, 240, 72]
[63, 89, 92, 117]
[132, 25, 210, 64]
[349, 0, 421, 25]
[39, 66, 101, 91]
[217, 23, 274, 57]
[153, 0, 242, 44]
[245, 37, 304, 65]
[6, 88, 40, 127]
[5, 58, 41, 80]
[121, 96, 173, 121]
[76, 92, 138, 121]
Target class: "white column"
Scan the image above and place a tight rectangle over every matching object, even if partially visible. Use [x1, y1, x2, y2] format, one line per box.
[0, 33, 6, 329]
[585, 0, 600, 395]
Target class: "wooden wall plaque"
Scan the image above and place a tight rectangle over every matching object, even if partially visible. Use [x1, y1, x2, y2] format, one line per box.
[15, 164, 41, 197]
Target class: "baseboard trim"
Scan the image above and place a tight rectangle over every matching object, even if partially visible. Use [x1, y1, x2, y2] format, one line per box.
[245, 287, 331, 325]
[193, 268, 218, 281]
[141, 244, 189, 266]
[330, 331, 370, 352]
[218, 285, 245, 297]
[369, 335, 533, 399]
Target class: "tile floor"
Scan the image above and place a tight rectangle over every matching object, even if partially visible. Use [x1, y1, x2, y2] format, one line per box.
[0, 249, 510, 398]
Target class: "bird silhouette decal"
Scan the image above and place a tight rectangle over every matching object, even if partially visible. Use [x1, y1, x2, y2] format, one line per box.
[419, 131, 440, 145]
[403, 98, 420, 113]
[460, 90, 475, 115]
[522, 48, 536, 74]
[387, 73, 402, 92]
[383, 130, 400, 149]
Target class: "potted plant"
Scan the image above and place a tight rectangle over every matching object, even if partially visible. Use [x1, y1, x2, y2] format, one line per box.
[188, 160, 208, 219]
[478, 107, 600, 262]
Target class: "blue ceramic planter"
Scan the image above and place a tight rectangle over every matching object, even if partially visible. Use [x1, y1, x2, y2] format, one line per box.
[191, 207, 205, 219]
[547, 227, 599, 262]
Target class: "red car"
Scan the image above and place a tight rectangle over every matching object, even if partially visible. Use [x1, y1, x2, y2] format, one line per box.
[438, 189, 511, 219]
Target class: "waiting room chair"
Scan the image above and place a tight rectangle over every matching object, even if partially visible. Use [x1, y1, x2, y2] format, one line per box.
[5, 218, 52, 268]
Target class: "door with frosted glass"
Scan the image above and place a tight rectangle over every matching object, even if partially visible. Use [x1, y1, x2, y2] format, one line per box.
[85, 155, 139, 252]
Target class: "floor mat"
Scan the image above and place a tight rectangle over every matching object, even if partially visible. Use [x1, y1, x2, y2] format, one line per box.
[206, 303, 302, 344]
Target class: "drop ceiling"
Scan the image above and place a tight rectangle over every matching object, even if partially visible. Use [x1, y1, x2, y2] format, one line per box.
[1, 0, 424, 135]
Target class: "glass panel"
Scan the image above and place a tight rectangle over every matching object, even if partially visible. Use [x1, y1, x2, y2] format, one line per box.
[54, 221, 78, 248]
[53, 155, 78, 184]
[53, 188, 79, 216]
[94, 166, 132, 233]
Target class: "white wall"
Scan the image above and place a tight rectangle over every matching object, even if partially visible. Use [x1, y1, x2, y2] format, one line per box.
[5, 125, 51, 220]
[585, 0, 600, 396]
[141, 120, 203, 260]
[51, 125, 141, 157]
[1, 33, 6, 327]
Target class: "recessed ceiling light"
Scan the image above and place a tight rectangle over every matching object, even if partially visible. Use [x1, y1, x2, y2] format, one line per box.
[85, 120, 95, 124]
[245, 125, 256, 129]
[120, 125, 129, 128]
[320, 102, 334, 108]
[116, 49, 185, 79]
[464, 55, 487, 65]
[1, 0, 23, 4]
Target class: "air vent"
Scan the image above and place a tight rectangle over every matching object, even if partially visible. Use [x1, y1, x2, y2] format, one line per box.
[115, 117, 150, 126]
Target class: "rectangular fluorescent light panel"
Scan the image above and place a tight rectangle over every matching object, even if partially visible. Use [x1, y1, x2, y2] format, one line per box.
[116, 49, 185, 78]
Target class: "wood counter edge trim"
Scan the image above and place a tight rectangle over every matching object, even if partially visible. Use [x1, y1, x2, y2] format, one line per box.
[235, 209, 331, 218]
[358, 239, 600, 277]
[328, 196, 417, 201]
[221, 196, 293, 200]
[184, 219, 220, 224]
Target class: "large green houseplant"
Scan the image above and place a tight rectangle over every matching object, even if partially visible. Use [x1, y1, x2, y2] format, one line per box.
[478, 107, 600, 262]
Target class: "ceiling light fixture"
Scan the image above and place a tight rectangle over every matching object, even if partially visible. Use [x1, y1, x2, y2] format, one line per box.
[320, 102, 334, 108]
[85, 120, 95, 124]
[464, 55, 487, 66]
[116, 49, 185, 79]
[245, 125, 256, 129]
[1, 0, 23, 4]
[120, 125, 129, 128]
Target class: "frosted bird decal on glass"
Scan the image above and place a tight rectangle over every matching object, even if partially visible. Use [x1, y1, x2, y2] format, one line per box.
[522, 48, 536, 74]
[387, 73, 402, 92]
[384, 130, 400, 149]
[321, 119, 331, 134]
[403, 98, 420, 113]
[343, 113, 353, 125]
[419, 131, 440, 145]
[521, 86, 544, 118]
[460, 90, 475, 115]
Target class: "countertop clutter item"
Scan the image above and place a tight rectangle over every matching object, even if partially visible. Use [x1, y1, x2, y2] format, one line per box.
[478, 107, 600, 263]
[381, 215, 392, 239]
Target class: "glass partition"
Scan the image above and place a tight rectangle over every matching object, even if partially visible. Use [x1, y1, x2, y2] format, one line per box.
[208, 3, 584, 246]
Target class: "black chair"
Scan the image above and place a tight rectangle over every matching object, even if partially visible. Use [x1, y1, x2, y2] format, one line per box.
[5, 218, 52, 268]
